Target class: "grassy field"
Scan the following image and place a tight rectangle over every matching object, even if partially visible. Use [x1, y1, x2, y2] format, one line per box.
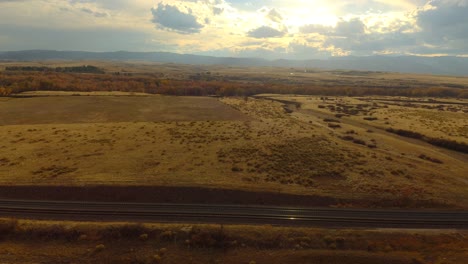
[0, 218, 466, 264]
[0, 92, 467, 208]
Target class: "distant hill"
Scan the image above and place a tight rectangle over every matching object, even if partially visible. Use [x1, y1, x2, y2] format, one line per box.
[1, 50, 467, 76]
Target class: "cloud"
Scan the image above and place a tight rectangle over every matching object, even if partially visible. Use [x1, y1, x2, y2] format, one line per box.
[416, 0, 468, 42]
[300, 24, 332, 34]
[266, 8, 283, 23]
[334, 18, 366, 36]
[326, 31, 417, 55]
[213, 6, 224, 14]
[151, 3, 204, 34]
[247, 26, 286, 38]
[80, 7, 109, 18]
[0, 24, 156, 52]
[1, 0, 468, 58]
[300, 18, 367, 38]
[287, 41, 332, 59]
[299, 16, 418, 56]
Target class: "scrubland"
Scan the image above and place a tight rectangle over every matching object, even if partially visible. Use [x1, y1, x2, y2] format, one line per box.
[0, 92, 466, 208]
[1, 62, 467, 263]
[0, 218, 466, 264]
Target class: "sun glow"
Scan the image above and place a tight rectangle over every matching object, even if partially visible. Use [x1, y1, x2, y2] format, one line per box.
[279, 5, 339, 31]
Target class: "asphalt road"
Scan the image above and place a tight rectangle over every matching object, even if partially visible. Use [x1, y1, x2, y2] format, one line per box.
[0, 199, 467, 229]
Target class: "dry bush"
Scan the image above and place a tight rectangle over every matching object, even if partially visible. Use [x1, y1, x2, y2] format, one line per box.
[0, 87, 12, 96]
[328, 123, 341, 129]
[418, 154, 443, 164]
[189, 226, 228, 249]
[387, 128, 468, 153]
[21, 224, 80, 241]
[99, 224, 148, 240]
[352, 139, 366, 145]
[386, 128, 423, 139]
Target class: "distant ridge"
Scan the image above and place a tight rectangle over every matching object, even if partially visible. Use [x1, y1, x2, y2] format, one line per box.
[1, 50, 468, 76]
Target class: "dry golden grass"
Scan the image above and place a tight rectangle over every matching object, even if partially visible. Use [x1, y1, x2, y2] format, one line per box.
[0, 218, 466, 264]
[0, 95, 467, 208]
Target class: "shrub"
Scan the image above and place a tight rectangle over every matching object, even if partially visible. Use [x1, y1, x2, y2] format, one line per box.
[386, 128, 423, 139]
[340, 135, 354, 141]
[418, 154, 443, 164]
[160, 230, 174, 241]
[190, 227, 228, 248]
[352, 139, 366, 145]
[139, 233, 149, 241]
[0, 87, 12, 97]
[387, 128, 468, 154]
[94, 244, 105, 252]
[425, 138, 468, 154]
[158, 248, 168, 256]
[152, 255, 162, 263]
[323, 118, 340, 123]
[328, 123, 341, 129]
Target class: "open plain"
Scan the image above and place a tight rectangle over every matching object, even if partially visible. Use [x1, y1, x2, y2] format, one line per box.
[1, 62, 467, 264]
[0, 90, 467, 208]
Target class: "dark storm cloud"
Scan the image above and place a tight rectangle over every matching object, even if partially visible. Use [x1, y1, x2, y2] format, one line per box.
[151, 3, 204, 34]
[247, 26, 286, 38]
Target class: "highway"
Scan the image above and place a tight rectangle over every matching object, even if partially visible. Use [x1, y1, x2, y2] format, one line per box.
[0, 199, 467, 229]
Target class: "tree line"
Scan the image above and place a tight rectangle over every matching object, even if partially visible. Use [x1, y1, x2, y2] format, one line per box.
[5, 65, 104, 74]
[0, 71, 467, 98]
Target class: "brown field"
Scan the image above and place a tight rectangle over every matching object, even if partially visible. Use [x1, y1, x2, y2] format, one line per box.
[0, 94, 248, 125]
[0, 92, 467, 208]
[0, 218, 466, 264]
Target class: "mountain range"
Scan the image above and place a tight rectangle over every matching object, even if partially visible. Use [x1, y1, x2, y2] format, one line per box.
[1, 50, 467, 76]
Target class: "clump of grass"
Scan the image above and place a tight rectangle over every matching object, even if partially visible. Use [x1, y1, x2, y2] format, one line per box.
[94, 244, 105, 253]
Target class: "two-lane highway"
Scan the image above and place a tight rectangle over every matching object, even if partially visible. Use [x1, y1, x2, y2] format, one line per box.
[0, 199, 467, 228]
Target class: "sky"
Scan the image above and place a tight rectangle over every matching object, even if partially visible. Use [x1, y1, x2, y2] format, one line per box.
[0, 0, 467, 59]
